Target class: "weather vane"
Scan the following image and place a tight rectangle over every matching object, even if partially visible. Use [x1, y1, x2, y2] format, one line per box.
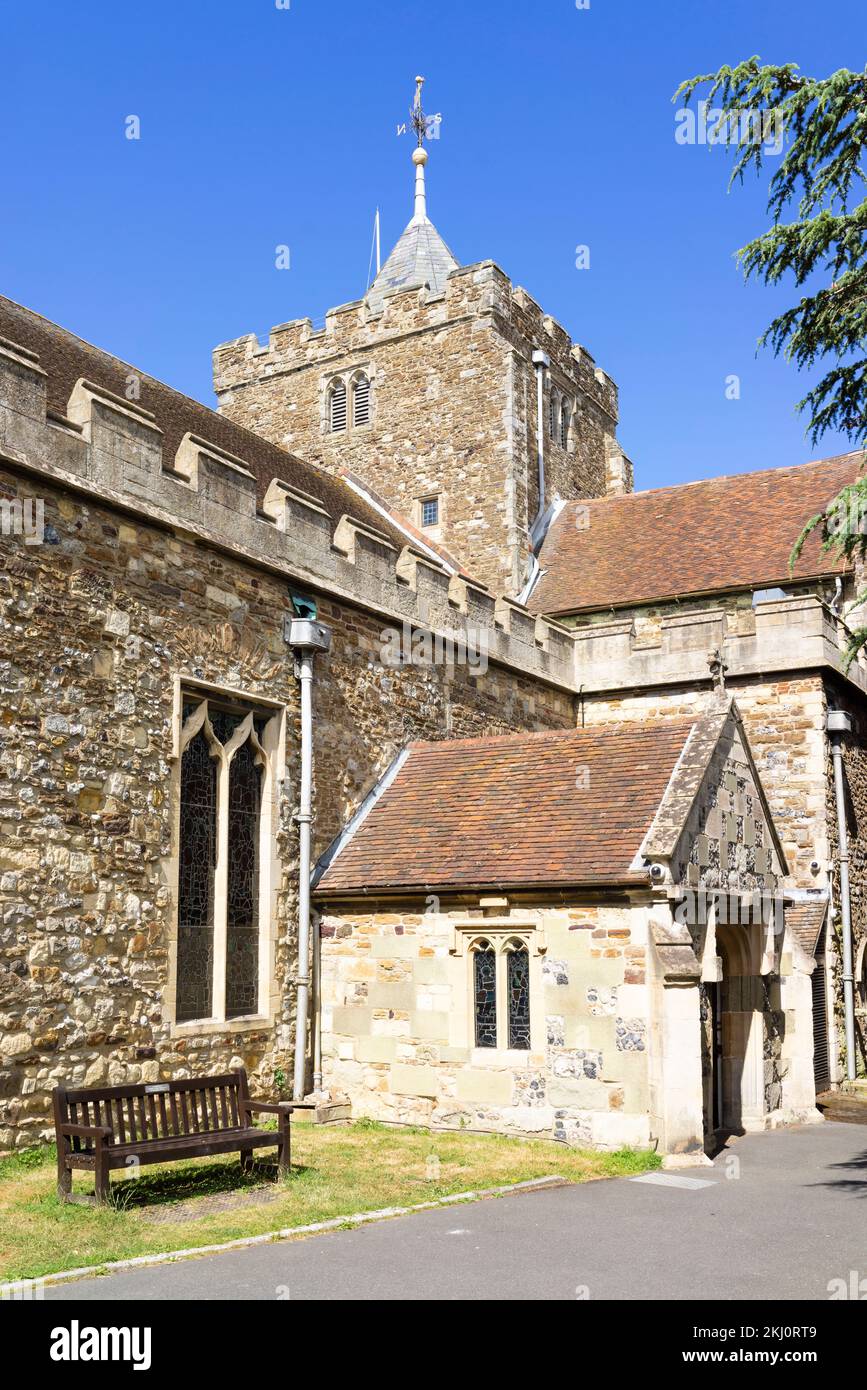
[411, 75, 427, 147]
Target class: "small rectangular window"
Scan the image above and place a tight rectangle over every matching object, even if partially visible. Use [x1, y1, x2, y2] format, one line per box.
[421, 497, 439, 528]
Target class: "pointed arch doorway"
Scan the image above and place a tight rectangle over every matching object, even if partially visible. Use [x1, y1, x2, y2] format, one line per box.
[708, 919, 766, 1136]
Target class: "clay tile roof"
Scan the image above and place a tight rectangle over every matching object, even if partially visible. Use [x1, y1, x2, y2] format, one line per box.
[527, 453, 865, 617]
[315, 720, 696, 895]
[786, 900, 827, 957]
[0, 294, 410, 549]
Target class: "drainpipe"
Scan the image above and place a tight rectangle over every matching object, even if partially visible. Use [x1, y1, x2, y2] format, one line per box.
[286, 614, 332, 1101]
[827, 709, 857, 1081]
[531, 350, 549, 526]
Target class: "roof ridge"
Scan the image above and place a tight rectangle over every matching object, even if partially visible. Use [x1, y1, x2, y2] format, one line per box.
[407, 719, 697, 754]
[564, 450, 865, 511]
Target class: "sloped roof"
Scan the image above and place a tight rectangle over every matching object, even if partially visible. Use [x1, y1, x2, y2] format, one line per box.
[366, 217, 459, 312]
[787, 900, 827, 957]
[0, 294, 408, 548]
[528, 453, 863, 617]
[314, 720, 697, 895]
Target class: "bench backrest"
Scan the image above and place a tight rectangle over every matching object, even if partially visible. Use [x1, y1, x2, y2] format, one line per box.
[54, 1069, 251, 1146]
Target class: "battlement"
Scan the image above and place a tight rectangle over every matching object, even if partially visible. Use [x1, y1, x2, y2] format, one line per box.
[573, 596, 867, 696]
[213, 259, 618, 423]
[0, 336, 578, 693]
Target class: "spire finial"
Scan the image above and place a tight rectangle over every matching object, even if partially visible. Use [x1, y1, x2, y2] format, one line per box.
[410, 76, 430, 224]
[411, 76, 427, 147]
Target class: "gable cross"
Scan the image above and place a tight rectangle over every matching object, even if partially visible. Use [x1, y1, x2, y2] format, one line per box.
[708, 647, 729, 697]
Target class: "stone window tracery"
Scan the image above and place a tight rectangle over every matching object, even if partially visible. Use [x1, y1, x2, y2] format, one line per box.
[325, 369, 372, 434]
[175, 695, 279, 1025]
[468, 934, 533, 1050]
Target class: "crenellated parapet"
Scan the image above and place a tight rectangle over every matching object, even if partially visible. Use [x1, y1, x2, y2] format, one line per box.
[572, 597, 867, 695]
[0, 336, 580, 693]
[213, 260, 618, 424]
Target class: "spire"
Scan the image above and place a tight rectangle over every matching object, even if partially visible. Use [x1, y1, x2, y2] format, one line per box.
[411, 76, 429, 224]
[412, 147, 429, 225]
[366, 76, 459, 312]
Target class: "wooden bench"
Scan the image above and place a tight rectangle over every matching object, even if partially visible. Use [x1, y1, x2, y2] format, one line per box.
[52, 1068, 313, 1204]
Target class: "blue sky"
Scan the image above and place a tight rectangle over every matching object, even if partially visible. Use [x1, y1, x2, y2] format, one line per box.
[1, 0, 863, 490]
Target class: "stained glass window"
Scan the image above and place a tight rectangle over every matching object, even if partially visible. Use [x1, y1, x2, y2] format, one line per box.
[176, 698, 273, 1025]
[507, 945, 531, 1049]
[176, 728, 217, 1022]
[226, 735, 262, 1019]
[473, 943, 497, 1048]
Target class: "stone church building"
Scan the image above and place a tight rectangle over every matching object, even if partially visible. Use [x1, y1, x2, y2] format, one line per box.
[0, 117, 865, 1160]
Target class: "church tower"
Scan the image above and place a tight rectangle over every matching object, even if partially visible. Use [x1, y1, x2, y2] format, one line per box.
[213, 79, 631, 594]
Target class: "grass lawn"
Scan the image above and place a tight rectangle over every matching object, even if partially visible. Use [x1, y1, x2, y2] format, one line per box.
[0, 1118, 660, 1283]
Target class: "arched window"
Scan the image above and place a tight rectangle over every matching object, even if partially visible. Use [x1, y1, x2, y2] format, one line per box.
[468, 935, 532, 1050]
[175, 697, 278, 1025]
[328, 379, 347, 433]
[560, 399, 570, 449]
[352, 374, 370, 427]
[505, 940, 531, 1049]
[472, 939, 497, 1048]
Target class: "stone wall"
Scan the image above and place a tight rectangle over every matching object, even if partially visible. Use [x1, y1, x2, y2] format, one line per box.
[0, 462, 575, 1150]
[317, 899, 653, 1149]
[213, 262, 622, 594]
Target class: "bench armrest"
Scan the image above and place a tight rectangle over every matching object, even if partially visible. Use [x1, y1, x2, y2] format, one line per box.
[58, 1123, 114, 1141]
[239, 1099, 294, 1118]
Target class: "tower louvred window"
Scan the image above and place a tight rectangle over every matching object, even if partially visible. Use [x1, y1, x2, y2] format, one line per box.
[329, 380, 347, 432]
[352, 375, 370, 427]
[560, 401, 570, 449]
[549, 392, 557, 439]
